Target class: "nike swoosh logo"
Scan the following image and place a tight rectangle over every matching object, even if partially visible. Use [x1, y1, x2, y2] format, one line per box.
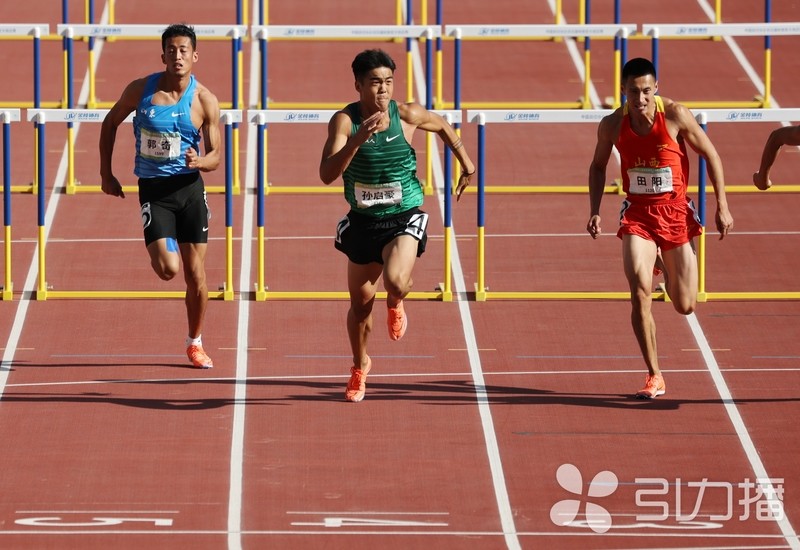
[172, 112, 184, 117]
[386, 134, 401, 142]
[202, 227, 209, 232]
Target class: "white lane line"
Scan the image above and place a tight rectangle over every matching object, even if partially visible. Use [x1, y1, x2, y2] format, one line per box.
[226, 3, 264, 548]
[687, 313, 798, 548]
[409, 30, 522, 550]
[686, 5, 798, 548]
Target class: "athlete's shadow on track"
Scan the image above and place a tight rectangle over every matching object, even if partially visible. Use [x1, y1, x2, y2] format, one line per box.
[247, 379, 800, 411]
[3, 375, 799, 411]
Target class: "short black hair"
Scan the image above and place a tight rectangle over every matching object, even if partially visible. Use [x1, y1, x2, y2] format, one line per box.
[622, 57, 657, 82]
[351, 49, 396, 81]
[162, 23, 196, 52]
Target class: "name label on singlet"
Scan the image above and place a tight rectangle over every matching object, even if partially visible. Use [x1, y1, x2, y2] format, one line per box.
[139, 128, 182, 162]
[355, 181, 403, 208]
[627, 166, 674, 195]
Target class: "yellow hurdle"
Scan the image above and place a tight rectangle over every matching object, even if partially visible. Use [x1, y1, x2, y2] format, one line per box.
[26, 109, 241, 300]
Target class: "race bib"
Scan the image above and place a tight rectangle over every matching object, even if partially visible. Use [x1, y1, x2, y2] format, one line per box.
[139, 127, 181, 162]
[355, 181, 402, 208]
[627, 166, 674, 195]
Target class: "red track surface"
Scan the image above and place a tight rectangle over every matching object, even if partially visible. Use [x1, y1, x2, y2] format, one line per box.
[0, 1, 799, 548]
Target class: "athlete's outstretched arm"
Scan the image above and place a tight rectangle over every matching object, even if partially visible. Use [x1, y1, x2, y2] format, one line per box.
[753, 125, 800, 190]
[587, 113, 617, 239]
[673, 103, 733, 239]
[99, 78, 144, 198]
[400, 103, 475, 200]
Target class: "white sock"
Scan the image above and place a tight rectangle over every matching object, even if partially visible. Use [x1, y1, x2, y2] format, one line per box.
[186, 335, 202, 347]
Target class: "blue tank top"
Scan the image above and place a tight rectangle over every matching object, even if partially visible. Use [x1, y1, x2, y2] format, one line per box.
[133, 73, 201, 179]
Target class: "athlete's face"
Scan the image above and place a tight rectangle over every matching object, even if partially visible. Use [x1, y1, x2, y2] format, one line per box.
[162, 36, 197, 77]
[622, 74, 658, 115]
[355, 67, 394, 113]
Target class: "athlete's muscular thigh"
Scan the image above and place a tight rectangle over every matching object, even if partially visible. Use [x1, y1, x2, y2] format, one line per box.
[381, 234, 418, 296]
[661, 241, 698, 315]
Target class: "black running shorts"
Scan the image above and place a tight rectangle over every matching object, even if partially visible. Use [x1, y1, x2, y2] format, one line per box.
[138, 172, 210, 246]
[334, 207, 429, 265]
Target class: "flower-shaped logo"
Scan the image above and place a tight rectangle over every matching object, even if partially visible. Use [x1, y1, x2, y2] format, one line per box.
[550, 463, 618, 533]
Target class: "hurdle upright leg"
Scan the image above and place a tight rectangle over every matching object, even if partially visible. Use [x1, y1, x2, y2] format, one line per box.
[2, 113, 17, 300]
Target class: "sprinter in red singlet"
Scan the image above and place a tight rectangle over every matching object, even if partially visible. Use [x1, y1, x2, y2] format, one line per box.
[587, 57, 733, 398]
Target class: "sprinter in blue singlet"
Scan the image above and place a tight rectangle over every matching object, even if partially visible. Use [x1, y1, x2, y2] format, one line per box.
[99, 23, 221, 369]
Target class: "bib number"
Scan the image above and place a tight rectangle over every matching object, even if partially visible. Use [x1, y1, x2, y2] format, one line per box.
[627, 166, 674, 195]
[355, 181, 402, 208]
[139, 128, 181, 162]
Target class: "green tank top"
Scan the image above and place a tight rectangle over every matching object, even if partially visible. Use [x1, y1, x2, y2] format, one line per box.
[342, 100, 422, 218]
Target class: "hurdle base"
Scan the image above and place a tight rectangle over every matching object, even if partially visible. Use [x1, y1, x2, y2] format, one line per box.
[221, 282, 234, 302]
[36, 290, 229, 300]
[658, 282, 671, 303]
[704, 292, 800, 300]
[254, 283, 268, 302]
[0, 184, 34, 194]
[475, 284, 487, 302]
[479, 290, 667, 301]
[438, 282, 453, 303]
[259, 290, 443, 301]
[1, 284, 12, 301]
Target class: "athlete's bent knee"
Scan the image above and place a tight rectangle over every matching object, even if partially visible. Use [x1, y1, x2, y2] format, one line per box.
[152, 262, 179, 281]
[672, 299, 696, 316]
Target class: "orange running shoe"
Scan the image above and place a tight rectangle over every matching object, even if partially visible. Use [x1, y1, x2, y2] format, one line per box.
[345, 356, 372, 402]
[187, 344, 214, 369]
[635, 374, 665, 399]
[387, 301, 408, 341]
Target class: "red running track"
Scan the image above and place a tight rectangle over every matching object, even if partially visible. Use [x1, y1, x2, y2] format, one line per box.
[0, 0, 798, 548]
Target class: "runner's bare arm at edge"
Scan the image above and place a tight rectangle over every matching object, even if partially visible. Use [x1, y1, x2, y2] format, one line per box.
[399, 102, 476, 201]
[667, 101, 733, 240]
[753, 125, 800, 190]
[99, 78, 146, 199]
[319, 110, 384, 185]
[186, 84, 221, 173]
[587, 111, 620, 239]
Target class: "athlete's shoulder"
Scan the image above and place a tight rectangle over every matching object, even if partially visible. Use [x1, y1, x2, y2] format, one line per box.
[116, 75, 150, 108]
[194, 80, 219, 105]
[660, 96, 696, 127]
[328, 106, 355, 136]
[396, 101, 430, 124]
[660, 96, 689, 116]
[597, 106, 624, 138]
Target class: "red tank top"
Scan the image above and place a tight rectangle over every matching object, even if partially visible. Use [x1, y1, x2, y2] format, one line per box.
[616, 96, 690, 203]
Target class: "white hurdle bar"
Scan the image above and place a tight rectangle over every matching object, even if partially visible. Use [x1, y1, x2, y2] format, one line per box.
[642, 22, 800, 108]
[445, 24, 637, 110]
[55, 24, 247, 110]
[250, 25, 442, 110]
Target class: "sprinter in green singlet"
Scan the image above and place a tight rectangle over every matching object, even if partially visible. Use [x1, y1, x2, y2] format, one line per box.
[320, 49, 475, 402]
